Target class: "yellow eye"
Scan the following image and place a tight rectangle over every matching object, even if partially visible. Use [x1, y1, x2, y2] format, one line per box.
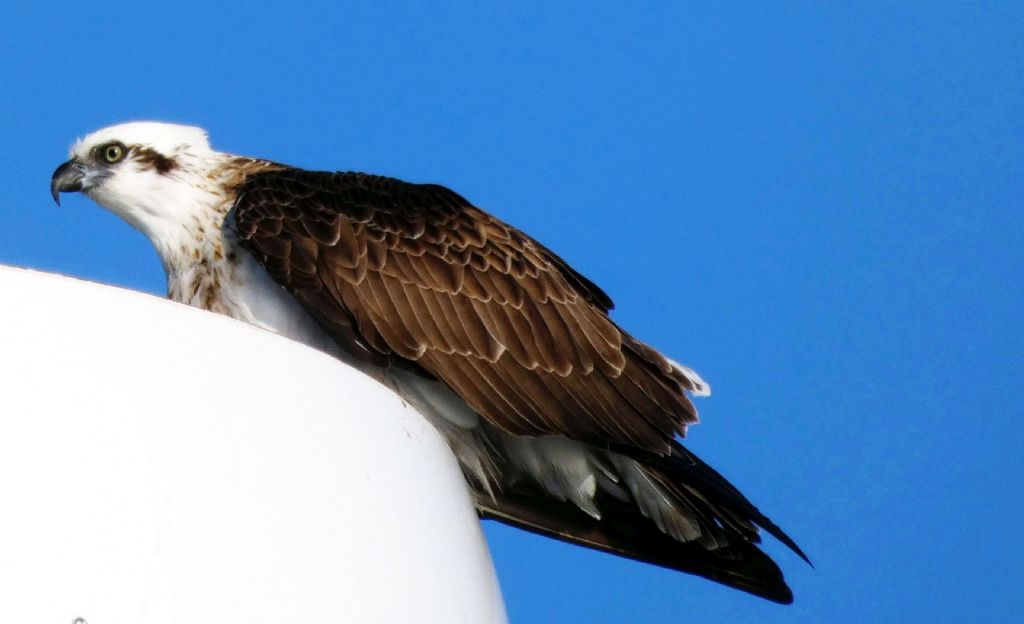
[101, 143, 126, 164]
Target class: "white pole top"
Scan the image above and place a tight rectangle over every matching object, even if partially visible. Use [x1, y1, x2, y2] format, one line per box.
[0, 266, 508, 624]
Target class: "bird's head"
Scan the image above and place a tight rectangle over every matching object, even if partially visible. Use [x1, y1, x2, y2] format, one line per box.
[51, 122, 229, 245]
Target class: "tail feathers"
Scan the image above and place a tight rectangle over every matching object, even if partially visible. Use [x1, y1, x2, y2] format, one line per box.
[479, 488, 794, 604]
[479, 438, 808, 603]
[624, 441, 811, 566]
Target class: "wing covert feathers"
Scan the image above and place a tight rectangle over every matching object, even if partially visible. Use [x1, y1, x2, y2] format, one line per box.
[233, 169, 705, 453]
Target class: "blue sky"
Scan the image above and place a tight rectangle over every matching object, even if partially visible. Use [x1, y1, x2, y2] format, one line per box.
[2, 2, 1021, 622]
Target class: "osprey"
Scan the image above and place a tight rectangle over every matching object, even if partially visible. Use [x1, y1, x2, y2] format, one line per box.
[51, 122, 806, 602]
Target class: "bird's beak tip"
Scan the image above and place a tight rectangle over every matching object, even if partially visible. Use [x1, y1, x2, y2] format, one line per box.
[51, 160, 85, 206]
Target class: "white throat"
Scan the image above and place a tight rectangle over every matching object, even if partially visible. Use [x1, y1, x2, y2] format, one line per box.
[86, 154, 235, 278]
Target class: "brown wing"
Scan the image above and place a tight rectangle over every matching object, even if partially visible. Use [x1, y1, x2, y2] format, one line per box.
[232, 169, 704, 453]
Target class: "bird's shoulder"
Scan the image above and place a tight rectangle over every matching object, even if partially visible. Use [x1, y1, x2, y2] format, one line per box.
[231, 166, 615, 312]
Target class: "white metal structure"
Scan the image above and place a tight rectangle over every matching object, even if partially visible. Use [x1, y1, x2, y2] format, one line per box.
[0, 265, 507, 624]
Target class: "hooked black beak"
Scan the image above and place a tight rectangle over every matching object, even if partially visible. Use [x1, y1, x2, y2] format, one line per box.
[50, 160, 87, 206]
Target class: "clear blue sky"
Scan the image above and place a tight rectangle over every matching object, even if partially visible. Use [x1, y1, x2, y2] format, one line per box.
[2, 2, 1021, 622]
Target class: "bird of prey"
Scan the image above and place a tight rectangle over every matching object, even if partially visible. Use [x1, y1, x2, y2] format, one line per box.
[51, 122, 807, 603]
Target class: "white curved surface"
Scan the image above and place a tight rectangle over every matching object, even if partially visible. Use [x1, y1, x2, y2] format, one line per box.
[0, 266, 507, 624]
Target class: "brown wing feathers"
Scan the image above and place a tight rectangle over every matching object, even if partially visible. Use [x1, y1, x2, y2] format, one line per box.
[232, 169, 697, 453]
[232, 168, 804, 602]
